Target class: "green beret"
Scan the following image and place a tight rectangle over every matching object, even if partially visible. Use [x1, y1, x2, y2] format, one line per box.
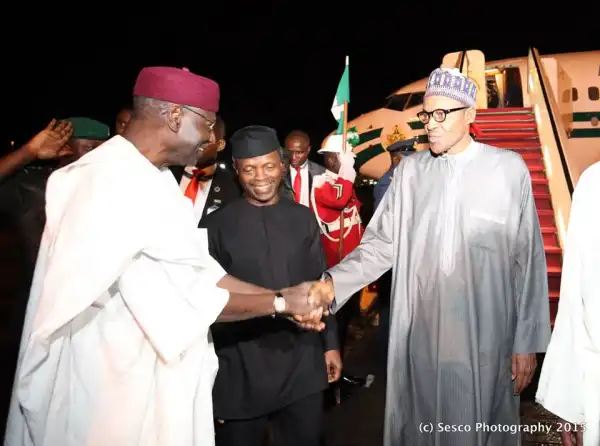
[64, 117, 110, 141]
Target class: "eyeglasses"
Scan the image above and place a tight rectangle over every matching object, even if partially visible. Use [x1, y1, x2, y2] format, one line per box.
[417, 107, 468, 124]
[182, 105, 216, 130]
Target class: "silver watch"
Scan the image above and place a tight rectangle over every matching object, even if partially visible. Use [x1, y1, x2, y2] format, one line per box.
[273, 291, 286, 313]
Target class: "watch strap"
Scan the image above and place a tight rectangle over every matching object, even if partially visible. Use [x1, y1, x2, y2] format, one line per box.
[273, 291, 286, 314]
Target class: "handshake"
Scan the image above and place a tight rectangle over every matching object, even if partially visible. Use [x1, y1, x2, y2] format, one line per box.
[279, 278, 335, 331]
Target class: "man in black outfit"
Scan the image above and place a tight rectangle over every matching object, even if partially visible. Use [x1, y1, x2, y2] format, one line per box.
[201, 125, 341, 446]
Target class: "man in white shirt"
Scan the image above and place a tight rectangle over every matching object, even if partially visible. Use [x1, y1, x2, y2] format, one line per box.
[536, 161, 600, 446]
[4, 66, 332, 446]
[284, 130, 325, 207]
[170, 116, 242, 224]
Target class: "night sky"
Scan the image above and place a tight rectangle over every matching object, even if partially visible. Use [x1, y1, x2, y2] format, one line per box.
[3, 11, 595, 159]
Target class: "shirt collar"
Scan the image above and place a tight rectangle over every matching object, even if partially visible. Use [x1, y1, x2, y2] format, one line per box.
[438, 138, 479, 165]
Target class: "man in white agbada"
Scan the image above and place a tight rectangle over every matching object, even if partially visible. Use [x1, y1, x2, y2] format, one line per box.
[309, 67, 552, 445]
[4, 66, 332, 446]
[536, 160, 600, 446]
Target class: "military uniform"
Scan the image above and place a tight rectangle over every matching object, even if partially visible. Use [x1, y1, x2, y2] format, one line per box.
[311, 171, 363, 268]
[311, 143, 363, 372]
[373, 137, 417, 210]
[0, 117, 110, 262]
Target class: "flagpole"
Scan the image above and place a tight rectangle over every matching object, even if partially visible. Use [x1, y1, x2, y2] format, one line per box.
[341, 56, 349, 154]
[341, 101, 348, 154]
[338, 56, 350, 261]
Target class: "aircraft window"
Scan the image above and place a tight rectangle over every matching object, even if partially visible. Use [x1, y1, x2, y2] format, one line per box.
[588, 87, 599, 101]
[562, 89, 570, 103]
[405, 91, 425, 109]
[572, 87, 579, 102]
[385, 93, 410, 111]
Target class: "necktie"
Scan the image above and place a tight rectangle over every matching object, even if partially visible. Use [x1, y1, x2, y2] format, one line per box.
[184, 169, 205, 202]
[293, 166, 302, 203]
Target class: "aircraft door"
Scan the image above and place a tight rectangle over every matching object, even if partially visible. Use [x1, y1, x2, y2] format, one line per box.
[442, 50, 488, 109]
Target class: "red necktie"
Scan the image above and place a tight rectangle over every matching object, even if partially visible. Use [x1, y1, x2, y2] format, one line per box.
[293, 166, 302, 203]
[184, 169, 204, 202]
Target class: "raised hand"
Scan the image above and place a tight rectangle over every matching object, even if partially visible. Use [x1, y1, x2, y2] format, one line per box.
[337, 151, 357, 182]
[25, 120, 73, 160]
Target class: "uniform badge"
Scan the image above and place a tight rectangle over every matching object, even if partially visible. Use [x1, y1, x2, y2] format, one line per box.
[333, 183, 343, 199]
[206, 199, 222, 215]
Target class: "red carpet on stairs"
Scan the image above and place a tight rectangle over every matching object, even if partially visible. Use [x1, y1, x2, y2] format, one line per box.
[474, 107, 562, 325]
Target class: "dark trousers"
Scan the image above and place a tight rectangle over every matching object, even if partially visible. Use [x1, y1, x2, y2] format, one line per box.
[215, 392, 324, 446]
[375, 270, 392, 365]
[336, 291, 362, 359]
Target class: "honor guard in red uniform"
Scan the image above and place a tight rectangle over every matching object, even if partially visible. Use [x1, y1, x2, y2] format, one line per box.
[311, 136, 363, 268]
[312, 135, 367, 388]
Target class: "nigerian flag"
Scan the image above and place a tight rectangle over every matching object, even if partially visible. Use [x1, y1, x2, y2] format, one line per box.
[331, 56, 350, 134]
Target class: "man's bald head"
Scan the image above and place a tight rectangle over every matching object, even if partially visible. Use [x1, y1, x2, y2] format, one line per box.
[284, 130, 311, 168]
[125, 66, 220, 168]
[285, 130, 310, 145]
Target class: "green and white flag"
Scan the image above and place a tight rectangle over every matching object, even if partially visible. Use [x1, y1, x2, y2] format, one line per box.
[331, 56, 350, 135]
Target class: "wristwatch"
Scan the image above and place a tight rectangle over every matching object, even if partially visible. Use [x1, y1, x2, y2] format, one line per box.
[273, 291, 286, 314]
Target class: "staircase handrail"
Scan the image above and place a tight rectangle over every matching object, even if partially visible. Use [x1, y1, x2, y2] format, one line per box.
[530, 48, 575, 195]
[528, 47, 573, 250]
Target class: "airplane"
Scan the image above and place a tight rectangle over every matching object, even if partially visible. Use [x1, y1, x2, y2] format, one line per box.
[322, 49, 600, 183]
[323, 48, 599, 325]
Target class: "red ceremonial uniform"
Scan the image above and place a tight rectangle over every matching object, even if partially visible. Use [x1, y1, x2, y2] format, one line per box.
[311, 174, 363, 268]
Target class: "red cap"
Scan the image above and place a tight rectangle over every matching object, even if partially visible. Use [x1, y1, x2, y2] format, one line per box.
[133, 66, 219, 112]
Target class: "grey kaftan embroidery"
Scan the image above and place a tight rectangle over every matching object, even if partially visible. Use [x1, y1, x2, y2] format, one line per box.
[329, 142, 551, 445]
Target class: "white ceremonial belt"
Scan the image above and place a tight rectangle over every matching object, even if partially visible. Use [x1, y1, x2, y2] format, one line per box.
[325, 214, 361, 233]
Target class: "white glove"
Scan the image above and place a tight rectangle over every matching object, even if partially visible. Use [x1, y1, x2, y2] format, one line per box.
[312, 173, 328, 189]
[337, 152, 357, 183]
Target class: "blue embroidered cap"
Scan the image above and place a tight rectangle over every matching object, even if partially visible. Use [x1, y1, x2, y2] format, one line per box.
[424, 68, 477, 107]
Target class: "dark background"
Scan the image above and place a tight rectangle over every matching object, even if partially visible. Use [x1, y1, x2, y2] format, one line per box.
[2, 10, 595, 159]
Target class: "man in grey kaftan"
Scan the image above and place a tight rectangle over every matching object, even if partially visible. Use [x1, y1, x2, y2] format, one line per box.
[321, 68, 551, 445]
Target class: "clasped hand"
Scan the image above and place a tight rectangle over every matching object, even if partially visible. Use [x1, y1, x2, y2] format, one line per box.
[280, 279, 335, 331]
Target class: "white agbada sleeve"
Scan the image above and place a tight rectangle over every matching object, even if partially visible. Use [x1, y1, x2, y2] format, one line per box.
[118, 252, 228, 363]
[536, 161, 600, 444]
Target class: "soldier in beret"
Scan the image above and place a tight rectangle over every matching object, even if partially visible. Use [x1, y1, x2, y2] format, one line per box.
[373, 137, 417, 210]
[0, 117, 109, 270]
